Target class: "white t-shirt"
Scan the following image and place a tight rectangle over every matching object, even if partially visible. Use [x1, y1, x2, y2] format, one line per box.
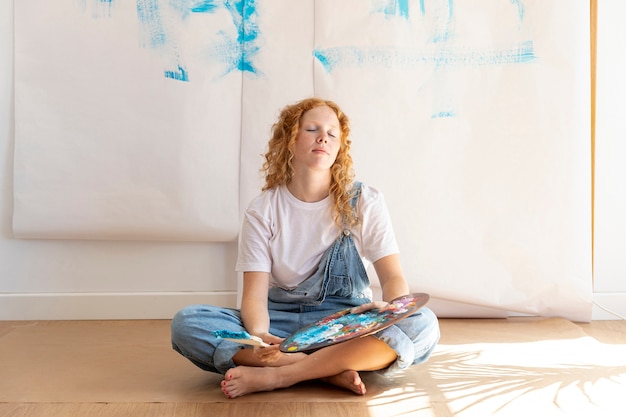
[236, 183, 399, 289]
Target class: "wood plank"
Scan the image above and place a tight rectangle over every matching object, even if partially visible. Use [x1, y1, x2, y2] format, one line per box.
[2, 319, 626, 417]
[0, 402, 371, 417]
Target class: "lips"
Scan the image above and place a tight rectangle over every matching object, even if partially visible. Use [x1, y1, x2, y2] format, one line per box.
[312, 148, 329, 155]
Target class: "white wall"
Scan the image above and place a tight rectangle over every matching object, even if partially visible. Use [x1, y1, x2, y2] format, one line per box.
[1, 0, 624, 321]
[0, 0, 238, 319]
[592, 0, 626, 320]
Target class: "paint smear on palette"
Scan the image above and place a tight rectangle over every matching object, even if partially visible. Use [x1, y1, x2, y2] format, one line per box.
[279, 293, 429, 353]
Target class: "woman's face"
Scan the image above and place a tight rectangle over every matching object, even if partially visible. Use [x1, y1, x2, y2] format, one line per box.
[292, 105, 341, 173]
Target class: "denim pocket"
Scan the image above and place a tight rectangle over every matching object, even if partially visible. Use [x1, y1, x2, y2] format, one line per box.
[324, 275, 353, 298]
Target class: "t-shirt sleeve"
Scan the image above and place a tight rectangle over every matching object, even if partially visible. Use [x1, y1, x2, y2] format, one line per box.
[358, 184, 400, 263]
[235, 197, 273, 273]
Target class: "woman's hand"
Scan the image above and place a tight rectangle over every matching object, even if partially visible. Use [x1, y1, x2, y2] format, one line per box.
[350, 300, 390, 315]
[252, 333, 285, 364]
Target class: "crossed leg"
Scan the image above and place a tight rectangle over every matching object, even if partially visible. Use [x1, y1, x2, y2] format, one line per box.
[221, 335, 397, 398]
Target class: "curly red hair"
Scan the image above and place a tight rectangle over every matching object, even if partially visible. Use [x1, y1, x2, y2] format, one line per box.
[262, 98, 358, 228]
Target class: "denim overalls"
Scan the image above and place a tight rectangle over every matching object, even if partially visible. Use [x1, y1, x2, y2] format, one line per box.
[171, 183, 440, 375]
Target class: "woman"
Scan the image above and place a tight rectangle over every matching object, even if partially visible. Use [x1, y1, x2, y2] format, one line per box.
[171, 98, 440, 398]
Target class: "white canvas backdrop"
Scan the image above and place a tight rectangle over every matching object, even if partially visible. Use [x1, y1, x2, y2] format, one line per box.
[239, 0, 592, 321]
[14, 0, 592, 320]
[14, 0, 241, 241]
[595, 1, 626, 293]
[313, 0, 592, 321]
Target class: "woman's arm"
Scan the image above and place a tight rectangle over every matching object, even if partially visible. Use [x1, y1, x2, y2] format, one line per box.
[237, 271, 291, 365]
[240, 271, 274, 339]
[350, 254, 409, 314]
[373, 253, 410, 302]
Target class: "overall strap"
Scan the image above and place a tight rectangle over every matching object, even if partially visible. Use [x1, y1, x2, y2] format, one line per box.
[342, 181, 362, 234]
[350, 181, 363, 209]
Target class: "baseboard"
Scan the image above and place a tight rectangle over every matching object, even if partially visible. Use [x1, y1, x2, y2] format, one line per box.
[592, 293, 626, 320]
[0, 291, 238, 320]
[1, 291, 624, 321]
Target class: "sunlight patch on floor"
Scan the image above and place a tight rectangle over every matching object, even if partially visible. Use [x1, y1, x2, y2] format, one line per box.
[366, 386, 437, 417]
[365, 336, 626, 417]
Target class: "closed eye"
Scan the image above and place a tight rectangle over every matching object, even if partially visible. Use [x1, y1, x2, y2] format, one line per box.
[304, 126, 338, 138]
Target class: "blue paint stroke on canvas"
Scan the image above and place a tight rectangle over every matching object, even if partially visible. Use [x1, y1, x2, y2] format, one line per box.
[77, 0, 115, 19]
[429, 0, 456, 117]
[136, 0, 168, 49]
[169, 0, 219, 20]
[314, 41, 536, 73]
[220, 0, 261, 75]
[432, 111, 455, 118]
[318, 0, 535, 118]
[162, 0, 262, 77]
[163, 0, 261, 79]
[402, 0, 454, 41]
[78, 0, 261, 82]
[433, 0, 454, 43]
[164, 65, 189, 81]
[136, 0, 189, 81]
[374, 0, 410, 20]
[190, 0, 219, 13]
[510, 0, 525, 22]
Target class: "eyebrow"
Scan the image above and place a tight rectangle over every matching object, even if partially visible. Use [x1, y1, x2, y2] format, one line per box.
[301, 120, 339, 129]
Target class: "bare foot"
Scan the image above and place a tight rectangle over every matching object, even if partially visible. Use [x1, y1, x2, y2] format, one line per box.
[321, 370, 366, 395]
[220, 367, 366, 398]
[221, 366, 283, 399]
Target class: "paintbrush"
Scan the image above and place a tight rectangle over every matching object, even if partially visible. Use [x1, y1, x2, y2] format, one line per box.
[212, 330, 270, 347]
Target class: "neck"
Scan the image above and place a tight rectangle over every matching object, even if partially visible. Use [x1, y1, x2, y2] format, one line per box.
[287, 173, 331, 202]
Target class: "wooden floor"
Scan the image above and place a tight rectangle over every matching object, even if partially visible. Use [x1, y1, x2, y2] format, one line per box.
[1, 318, 625, 417]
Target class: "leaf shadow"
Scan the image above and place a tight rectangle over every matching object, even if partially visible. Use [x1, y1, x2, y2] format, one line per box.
[366, 345, 626, 416]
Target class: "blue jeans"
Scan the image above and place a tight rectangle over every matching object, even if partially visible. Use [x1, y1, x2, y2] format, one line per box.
[171, 230, 440, 376]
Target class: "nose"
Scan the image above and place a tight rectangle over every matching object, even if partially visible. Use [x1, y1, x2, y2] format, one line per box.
[317, 133, 328, 143]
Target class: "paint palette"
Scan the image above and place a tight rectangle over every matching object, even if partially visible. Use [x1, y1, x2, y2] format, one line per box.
[279, 293, 429, 353]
